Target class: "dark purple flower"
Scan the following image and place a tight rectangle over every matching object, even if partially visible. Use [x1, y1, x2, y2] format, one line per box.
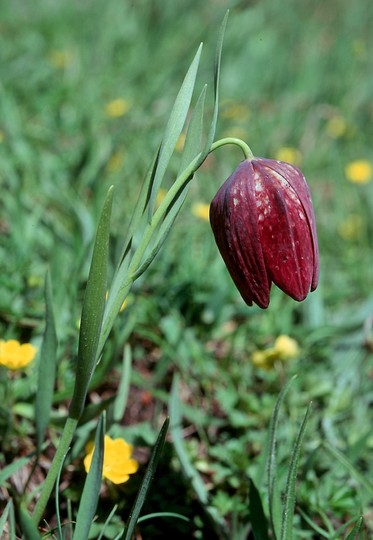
[209, 158, 319, 308]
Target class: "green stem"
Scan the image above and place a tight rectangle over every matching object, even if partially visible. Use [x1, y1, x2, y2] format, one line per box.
[32, 416, 78, 525]
[98, 136, 253, 356]
[210, 137, 254, 160]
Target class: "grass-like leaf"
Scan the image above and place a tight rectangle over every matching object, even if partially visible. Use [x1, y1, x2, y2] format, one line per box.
[267, 375, 297, 538]
[35, 270, 58, 453]
[201, 10, 228, 159]
[113, 344, 132, 422]
[121, 417, 170, 540]
[344, 516, 364, 540]
[280, 403, 312, 540]
[18, 504, 41, 539]
[0, 456, 31, 486]
[73, 414, 105, 539]
[69, 186, 113, 420]
[148, 43, 203, 216]
[137, 512, 190, 524]
[0, 500, 15, 539]
[169, 375, 209, 505]
[249, 478, 270, 540]
[178, 84, 207, 174]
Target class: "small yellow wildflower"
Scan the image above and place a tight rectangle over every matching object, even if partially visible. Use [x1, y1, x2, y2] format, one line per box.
[345, 160, 372, 184]
[104, 99, 130, 118]
[106, 151, 125, 173]
[325, 115, 347, 139]
[251, 335, 299, 370]
[338, 214, 363, 241]
[275, 147, 302, 167]
[221, 101, 250, 122]
[192, 202, 210, 222]
[0, 340, 37, 370]
[156, 188, 167, 207]
[175, 132, 186, 153]
[84, 435, 139, 484]
[48, 49, 73, 69]
[0, 130, 4, 143]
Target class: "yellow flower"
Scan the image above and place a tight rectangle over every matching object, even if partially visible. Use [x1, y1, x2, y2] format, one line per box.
[84, 435, 139, 484]
[47, 49, 73, 69]
[106, 151, 125, 173]
[221, 101, 250, 122]
[175, 132, 186, 153]
[0, 340, 37, 370]
[156, 188, 167, 207]
[192, 202, 210, 222]
[338, 214, 363, 241]
[345, 160, 372, 184]
[0, 130, 4, 143]
[325, 115, 347, 139]
[104, 99, 130, 118]
[251, 335, 299, 370]
[275, 147, 302, 167]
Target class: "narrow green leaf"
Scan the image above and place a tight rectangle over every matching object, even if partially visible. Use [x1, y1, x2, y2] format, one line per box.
[97, 505, 119, 540]
[0, 500, 12, 535]
[323, 442, 373, 497]
[69, 187, 113, 420]
[267, 375, 297, 539]
[249, 478, 270, 540]
[55, 448, 69, 539]
[148, 44, 203, 216]
[169, 375, 209, 505]
[137, 512, 190, 524]
[344, 516, 364, 540]
[201, 11, 229, 159]
[178, 84, 207, 174]
[18, 504, 42, 539]
[121, 417, 170, 540]
[0, 456, 32, 486]
[73, 414, 105, 540]
[280, 403, 312, 540]
[35, 270, 58, 452]
[113, 344, 132, 422]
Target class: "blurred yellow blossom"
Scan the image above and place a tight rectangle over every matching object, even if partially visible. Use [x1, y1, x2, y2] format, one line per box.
[105, 99, 130, 118]
[325, 115, 347, 139]
[338, 214, 363, 241]
[156, 188, 167, 207]
[105, 291, 128, 313]
[0, 130, 4, 143]
[175, 132, 186, 153]
[106, 151, 125, 173]
[84, 435, 139, 484]
[221, 101, 250, 122]
[0, 340, 37, 370]
[345, 160, 372, 184]
[48, 49, 73, 69]
[251, 335, 299, 370]
[275, 147, 302, 167]
[192, 202, 210, 222]
[352, 39, 366, 59]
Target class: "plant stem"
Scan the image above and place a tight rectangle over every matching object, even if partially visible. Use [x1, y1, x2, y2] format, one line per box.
[210, 137, 254, 159]
[32, 416, 78, 525]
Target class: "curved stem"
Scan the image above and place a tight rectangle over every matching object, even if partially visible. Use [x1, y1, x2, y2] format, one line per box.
[210, 137, 254, 160]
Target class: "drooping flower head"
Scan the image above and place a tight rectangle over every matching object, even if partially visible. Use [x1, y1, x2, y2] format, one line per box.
[209, 158, 319, 308]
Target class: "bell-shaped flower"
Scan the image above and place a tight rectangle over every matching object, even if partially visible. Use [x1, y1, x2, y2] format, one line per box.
[209, 158, 319, 308]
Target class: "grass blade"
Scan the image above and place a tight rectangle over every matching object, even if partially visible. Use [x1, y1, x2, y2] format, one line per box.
[344, 516, 364, 540]
[73, 414, 105, 539]
[0, 456, 31, 486]
[18, 504, 41, 539]
[178, 84, 207, 174]
[121, 417, 170, 540]
[35, 270, 58, 452]
[113, 344, 132, 422]
[69, 186, 113, 420]
[202, 11, 228, 158]
[148, 44, 203, 216]
[267, 375, 297, 539]
[249, 478, 270, 540]
[280, 403, 312, 540]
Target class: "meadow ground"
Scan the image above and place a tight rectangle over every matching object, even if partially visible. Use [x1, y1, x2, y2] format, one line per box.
[1, 0, 373, 538]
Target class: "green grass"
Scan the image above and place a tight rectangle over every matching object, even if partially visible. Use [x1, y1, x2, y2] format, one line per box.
[1, 0, 373, 538]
